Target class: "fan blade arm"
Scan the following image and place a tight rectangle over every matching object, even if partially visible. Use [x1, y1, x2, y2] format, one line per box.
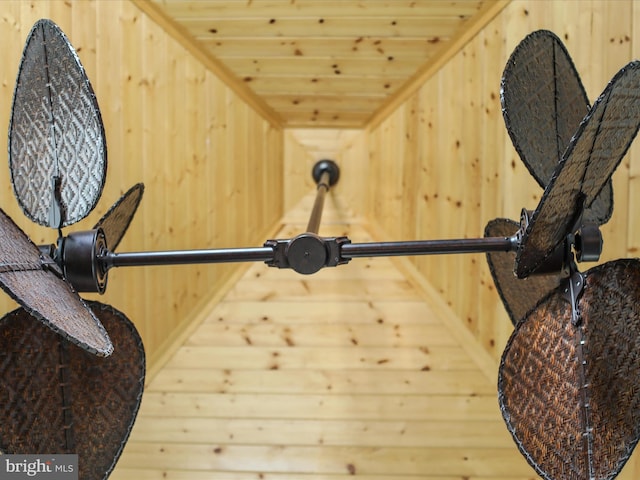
[98, 234, 518, 277]
[100, 245, 275, 269]
[340, 236, 517, 258]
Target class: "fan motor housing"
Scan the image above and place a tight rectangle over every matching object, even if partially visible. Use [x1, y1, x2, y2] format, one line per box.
[574, 223, 603, 262]
[61, 228, 108, 293]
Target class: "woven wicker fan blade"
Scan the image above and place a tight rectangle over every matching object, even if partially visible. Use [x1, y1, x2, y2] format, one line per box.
[499, 259, 640, 480]
[501, 30, 589, 187]
[8, 19, 106, 228]
[0, 208, 112, 356]
[515, 61, 640, 279]
[484, 218, 563, 325]
[501, 29, 612, 225]
[94, 183, 144, 251]
[0, 301, 144, 480]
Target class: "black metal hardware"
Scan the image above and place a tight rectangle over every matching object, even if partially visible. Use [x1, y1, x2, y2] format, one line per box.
[516, 209, 604, 276]
[62, 228, 109, 293]
[574, 224, 603, 263]
[312, 159, 340, 187]
[36, 159, 605, 293]
[265, 234, 351, 274]
[341, 237, 516, 258]
[562, 269, 585, 326]
[102, 246, 275, 269]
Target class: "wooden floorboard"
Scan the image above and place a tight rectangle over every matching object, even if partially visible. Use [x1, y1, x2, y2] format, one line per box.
[111, 193, 536, 479]
[135, 392, 501, 421]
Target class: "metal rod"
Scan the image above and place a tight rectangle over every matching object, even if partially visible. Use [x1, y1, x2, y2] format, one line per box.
[340, 236, 517, 258]
[101, 236, 516, 269]
[306, 170, 330, 234]
[101, 246, 274, 269]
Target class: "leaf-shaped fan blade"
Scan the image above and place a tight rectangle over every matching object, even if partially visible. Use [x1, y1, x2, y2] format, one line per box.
[0, 301, 144, 479]
[8, 19, 106, 228]
[515, 61, 640, 279]
[501, 30, 613, 225]
[0, 209, 112, 356]
[94, 183, 144, 251]
[499, 259, 640, 480]
[484, 218, 563, 325]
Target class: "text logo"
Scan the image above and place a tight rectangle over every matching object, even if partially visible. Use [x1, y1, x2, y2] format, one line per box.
[0, 455, 77, 480]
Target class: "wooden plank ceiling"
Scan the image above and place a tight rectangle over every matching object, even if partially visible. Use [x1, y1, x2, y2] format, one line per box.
[145, 0, 496, 128]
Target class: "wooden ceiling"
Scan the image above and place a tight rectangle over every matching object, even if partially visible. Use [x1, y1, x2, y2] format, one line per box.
[141, 1, 507, 128]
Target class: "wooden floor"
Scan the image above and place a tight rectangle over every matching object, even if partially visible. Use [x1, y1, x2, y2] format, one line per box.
[111, 193, 537, 479]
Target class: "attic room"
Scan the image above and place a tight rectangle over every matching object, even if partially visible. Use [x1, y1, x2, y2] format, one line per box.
[1, 0, 640, 479]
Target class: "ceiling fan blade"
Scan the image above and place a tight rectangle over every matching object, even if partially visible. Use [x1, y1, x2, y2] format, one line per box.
[0, 301, 144, 479]
[484, 218, 563, 325]
[0, 209, 112, 356]
[502, 30, 589, 188]
[501, 29, 613, 225]
[499, 259, 640, 480]
[8, 19, 106, 228]
[515, 61, 640, 278]
[94, 183, 144, 251]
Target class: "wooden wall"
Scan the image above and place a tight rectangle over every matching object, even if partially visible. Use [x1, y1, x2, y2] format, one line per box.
[0, 0, 284, 368]
[358, 0, 640, 361]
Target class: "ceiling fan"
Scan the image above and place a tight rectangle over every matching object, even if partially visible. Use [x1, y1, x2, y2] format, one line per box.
[0, 19, 145, 480]
[486, 30, 640, 480]
[1, 19, 639, 480]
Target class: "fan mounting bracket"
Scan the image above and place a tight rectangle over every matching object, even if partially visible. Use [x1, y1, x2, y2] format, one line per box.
[518, 209, 603, 277]
[563, 269, 585, 326]
[265, 234, 351, 275]
[312, 159, 340, 187]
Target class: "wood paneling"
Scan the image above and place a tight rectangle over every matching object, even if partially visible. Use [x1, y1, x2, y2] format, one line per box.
[365, 0, 639, 363]
[1, 1, 639, 478]
[283, 131, 316, 211]
[112, 196, 535, 479]
[0, 0, 284, 367]
[143, 0, 508, 127]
